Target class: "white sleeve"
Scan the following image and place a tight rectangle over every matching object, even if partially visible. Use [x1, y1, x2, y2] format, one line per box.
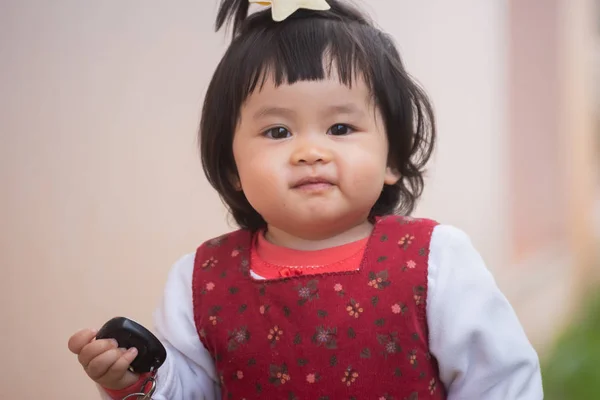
[427, 225, 543, 400]
[100, 253, 220, 400]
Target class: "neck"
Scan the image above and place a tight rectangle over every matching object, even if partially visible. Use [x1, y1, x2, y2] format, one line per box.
[264, 220, 373, 251]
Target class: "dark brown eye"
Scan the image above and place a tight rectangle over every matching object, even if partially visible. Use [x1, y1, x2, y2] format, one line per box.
[328, 124, 354, 136]
[264, 127, 291, 139]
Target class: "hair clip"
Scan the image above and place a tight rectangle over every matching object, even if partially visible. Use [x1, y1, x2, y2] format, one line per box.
[249, 0, 331, 22]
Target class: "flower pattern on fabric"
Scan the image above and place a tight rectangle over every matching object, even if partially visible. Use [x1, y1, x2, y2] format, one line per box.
[199, 281, 216, 295]
[296, 279, 319, 305]
[413, 286, 425, 306]
[341, 367, 359, 386]
[201, 256, 218, 270]
[398, 234, 415, 249]
[346, 299, 364, 318]
[334, 283, 345, 297]
[391, 302, 408, 315]
[306, 373, 321, 383]
[367, 270, 391, 290]
[269, 364, 291, 386]
[429, 378, 438, 394]
[267, 326, 283, 347]
[239, 256, 250, 275]
[227, 327, 250, 351]
[408, 349, 418, 368]
[259, 304, 270, 315]
[404, 260, 417, 270]
[377, 332, 402, 358]
[207, 305, 222, 326]
[312, 326, 338, 349]
[192, 215, 445, 399]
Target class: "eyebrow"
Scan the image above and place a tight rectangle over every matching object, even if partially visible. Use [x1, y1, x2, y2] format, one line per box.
[326, 103, 365, 117]
[252, 103, 365, 120]
[253, 106, 296, 120]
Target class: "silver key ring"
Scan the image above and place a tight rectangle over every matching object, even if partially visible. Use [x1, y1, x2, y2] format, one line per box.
[121, 375, 157, 400]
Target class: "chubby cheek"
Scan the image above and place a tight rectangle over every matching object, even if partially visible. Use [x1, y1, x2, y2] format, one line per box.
[235, 154, 285, 214]
[340, 150, 388, 194]
[233, 138, 260, 193]
[347, 170, 386, 208]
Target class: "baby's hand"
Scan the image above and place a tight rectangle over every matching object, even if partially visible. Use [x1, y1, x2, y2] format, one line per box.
[68, 328, 140, 390]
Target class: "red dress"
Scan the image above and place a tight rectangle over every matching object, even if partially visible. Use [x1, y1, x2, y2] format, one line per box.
[192, 215, 446, 399]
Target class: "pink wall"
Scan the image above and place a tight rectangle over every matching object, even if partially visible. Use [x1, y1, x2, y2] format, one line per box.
[508, 0, 568, 260]
[0, 1, 230, 397]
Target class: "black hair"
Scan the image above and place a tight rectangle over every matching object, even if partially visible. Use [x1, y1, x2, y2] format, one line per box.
[200, 0, 436, 231]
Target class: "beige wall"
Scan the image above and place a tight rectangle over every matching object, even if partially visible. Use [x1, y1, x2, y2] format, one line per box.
[558, 0, 599, 293]
[1, 0, 594, 398]
[0, 1, 229, 397]
[502, 0, 599, 354]
[508, 0, 567, 261]
[375, 1, 509, 267]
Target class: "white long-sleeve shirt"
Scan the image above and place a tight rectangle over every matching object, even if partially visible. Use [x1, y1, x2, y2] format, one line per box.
[101, 224, 543, 399]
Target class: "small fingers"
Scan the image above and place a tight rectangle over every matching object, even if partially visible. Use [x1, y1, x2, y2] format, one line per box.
[85, 347, 124, 380]
[78, 338, 119, 368]
[67, 329, 98, 355]
[99, 347, 139, 384]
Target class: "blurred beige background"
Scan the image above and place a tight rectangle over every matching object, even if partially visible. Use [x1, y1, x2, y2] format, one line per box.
[1, 0, 598, 398]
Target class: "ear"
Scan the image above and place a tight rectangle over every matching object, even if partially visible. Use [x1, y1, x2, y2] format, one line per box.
[231, 176, 243, 191]
[228, 169, 243, 191]
[384, 166, 401, 185]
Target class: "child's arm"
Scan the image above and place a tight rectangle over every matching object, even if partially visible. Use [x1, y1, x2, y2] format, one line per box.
[427, 225, 543, 399]
[99, 253, 220, 400]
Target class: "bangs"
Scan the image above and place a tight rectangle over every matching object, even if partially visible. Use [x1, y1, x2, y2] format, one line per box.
[227, 13, 383, 101]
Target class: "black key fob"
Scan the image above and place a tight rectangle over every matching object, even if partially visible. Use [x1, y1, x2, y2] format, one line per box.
[96, 317, 167, 374]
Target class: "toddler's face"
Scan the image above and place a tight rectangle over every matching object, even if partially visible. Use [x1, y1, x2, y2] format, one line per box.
[233, 75, 399, 240]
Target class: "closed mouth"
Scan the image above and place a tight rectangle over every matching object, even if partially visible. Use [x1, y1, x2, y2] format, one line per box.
[291, 177, 334, 188]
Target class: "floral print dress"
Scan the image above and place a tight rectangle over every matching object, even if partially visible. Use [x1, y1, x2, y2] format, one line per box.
[192, 216, 446, 399]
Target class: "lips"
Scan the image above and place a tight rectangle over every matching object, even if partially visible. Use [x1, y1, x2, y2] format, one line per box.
[291, 176, 335, 189]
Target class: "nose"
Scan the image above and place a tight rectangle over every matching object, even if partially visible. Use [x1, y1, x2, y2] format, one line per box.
[290, 137, 333, 165]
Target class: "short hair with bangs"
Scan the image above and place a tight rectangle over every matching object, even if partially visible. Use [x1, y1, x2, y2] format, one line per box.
[200, 0, 436, 231]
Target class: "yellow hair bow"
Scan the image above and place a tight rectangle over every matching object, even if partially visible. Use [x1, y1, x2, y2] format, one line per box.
[250, 0, 331, 22]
